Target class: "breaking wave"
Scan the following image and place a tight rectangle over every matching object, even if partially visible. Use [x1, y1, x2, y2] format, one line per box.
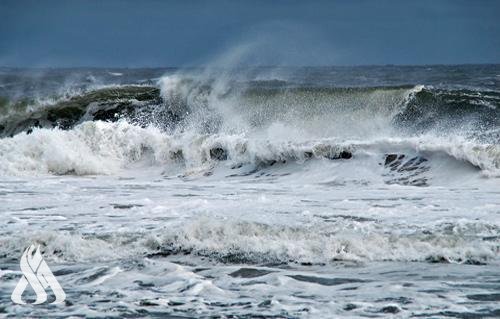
[1, 78, 499, 138]
[0, 72, 499, 178]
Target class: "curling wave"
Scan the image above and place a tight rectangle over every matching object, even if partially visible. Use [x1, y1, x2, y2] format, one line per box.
[0, 72, 499, 179]
[1, 79, 498, 140]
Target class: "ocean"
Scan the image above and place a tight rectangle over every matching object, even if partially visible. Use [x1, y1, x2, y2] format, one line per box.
[0, 65, 499, 318]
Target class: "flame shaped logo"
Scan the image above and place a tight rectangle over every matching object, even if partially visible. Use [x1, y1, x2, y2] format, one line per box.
[11, 244, 66, 304]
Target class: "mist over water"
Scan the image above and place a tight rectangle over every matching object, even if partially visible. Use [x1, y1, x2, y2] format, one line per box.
[0, 64, 499, 317]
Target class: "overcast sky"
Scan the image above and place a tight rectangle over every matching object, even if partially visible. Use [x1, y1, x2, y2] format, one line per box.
[0, 0, 498, 67]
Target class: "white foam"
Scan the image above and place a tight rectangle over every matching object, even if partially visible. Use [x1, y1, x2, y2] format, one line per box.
[0, 121, 171, 175]
[1, 217, 497, 264]
[155, 217, 499, 264]
[1, 120, 499, 177]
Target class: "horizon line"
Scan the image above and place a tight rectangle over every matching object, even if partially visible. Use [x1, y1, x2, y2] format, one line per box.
[1, 63, 499, 70]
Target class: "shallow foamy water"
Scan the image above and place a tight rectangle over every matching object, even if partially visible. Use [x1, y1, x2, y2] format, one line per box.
[0, 161, 499, 318]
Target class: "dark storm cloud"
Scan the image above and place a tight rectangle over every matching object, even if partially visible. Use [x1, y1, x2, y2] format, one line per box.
[0, 0, 498, 67]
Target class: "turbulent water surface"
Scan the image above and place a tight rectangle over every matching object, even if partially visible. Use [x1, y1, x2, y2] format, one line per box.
[0, 65, 499, 318]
